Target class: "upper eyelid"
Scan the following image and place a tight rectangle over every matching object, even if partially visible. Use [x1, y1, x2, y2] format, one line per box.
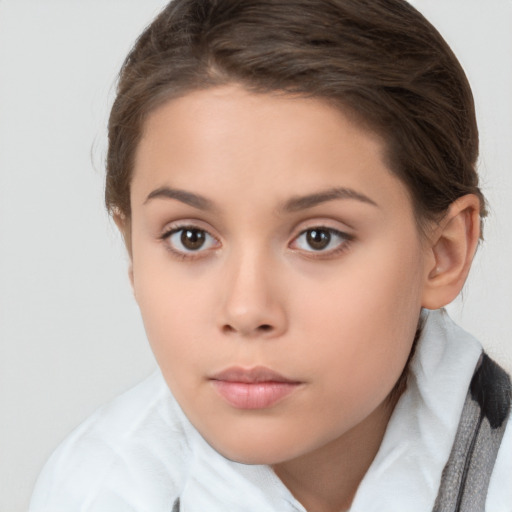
[163, 226, 220, 245]
[292, 215, 353, 231]
[296, 226, 345, 236]
[291, 226, 354, 255]
[292, 222, 352, 240]
[292, 227, 351, 245]
[161, 220, 218, 238]
[161, 226, 220, 259]
[159, 220, 352, 243]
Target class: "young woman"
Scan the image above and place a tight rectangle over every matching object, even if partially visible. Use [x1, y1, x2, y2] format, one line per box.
[30, 1, 511, 511]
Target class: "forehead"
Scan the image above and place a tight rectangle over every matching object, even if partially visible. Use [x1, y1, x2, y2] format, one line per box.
[131, 84, 412, 216]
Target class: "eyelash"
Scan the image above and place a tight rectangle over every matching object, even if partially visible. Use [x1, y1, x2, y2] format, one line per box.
[159, 224, 353, 260]
[160, 225, 220, 260]
[290, 227, 353, 259]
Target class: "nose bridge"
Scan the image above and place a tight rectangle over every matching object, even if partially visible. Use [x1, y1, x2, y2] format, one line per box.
[219, 242, 286, 337]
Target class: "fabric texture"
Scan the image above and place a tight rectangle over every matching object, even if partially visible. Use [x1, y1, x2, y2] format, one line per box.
[29, 309, 512, 512]
[433, 353, 511, 511]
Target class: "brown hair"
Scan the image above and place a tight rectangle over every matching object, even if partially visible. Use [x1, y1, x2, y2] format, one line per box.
[105, 0, 485, 402]
[106, 0, 486, 232]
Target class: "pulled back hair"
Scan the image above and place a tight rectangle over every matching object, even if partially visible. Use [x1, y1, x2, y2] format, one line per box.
[106, 0, 486, 233]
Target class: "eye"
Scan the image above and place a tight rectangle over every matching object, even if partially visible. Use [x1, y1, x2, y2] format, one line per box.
[291, 227, 351, 253]
[164, 226, 219, 255]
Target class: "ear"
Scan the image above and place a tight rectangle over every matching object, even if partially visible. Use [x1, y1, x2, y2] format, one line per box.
[113, 211, 132, 255]
[113, 211, 135, 292]
[421, 194, 481, 310]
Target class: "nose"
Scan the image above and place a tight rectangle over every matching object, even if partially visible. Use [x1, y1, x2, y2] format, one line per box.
[218, 249, 287, 339]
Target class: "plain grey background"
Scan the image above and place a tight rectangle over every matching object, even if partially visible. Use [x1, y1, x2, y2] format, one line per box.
[0, 1, 511, 511]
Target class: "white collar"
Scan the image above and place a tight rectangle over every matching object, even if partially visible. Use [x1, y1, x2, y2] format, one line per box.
[179, 309, 482, 512]
[350, 309, 482, 511]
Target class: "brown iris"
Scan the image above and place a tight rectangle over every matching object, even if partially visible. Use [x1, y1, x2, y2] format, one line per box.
[181, 228, 206, 250]
[306, 229, 331, 250]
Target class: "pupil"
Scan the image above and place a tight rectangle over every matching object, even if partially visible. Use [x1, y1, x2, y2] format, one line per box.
[181, 229, 205, 250]
[307, 229, 330, 250]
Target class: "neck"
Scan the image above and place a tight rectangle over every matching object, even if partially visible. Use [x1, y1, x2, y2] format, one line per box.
[272, 396, 397, 512]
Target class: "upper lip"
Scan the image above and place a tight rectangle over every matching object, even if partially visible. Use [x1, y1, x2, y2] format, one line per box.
[210, 366, 300, 384]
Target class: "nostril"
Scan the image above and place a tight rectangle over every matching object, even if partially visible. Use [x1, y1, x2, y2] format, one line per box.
[222, 324, 236, 334]
[220, 323, 274, 335]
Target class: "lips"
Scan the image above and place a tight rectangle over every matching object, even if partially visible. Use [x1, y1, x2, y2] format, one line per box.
[209, 366, 302, 409]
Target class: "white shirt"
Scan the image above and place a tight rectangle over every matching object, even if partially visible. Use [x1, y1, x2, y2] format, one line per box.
[30, 309, 512, 512]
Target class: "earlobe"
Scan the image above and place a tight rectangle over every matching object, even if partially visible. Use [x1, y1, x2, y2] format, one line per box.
[421, 194, 481, 310]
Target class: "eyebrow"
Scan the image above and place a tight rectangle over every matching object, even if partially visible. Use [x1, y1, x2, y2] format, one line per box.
[144, 186, 215, 211]
[144, 185, 378, 212]
[282, 187, 378, 212]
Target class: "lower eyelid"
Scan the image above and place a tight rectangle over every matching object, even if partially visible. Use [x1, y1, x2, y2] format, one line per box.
[159, 224, 352, 258]
[295, 227, 349, 241]
[290, 227, 353, 254]
[158, 225, 219, 256]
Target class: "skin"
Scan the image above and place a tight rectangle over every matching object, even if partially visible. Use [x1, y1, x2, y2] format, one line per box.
[122, 84, 480, 512]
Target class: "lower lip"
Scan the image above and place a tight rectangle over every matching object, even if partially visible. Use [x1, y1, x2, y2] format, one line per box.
[210, 380, 301, 409]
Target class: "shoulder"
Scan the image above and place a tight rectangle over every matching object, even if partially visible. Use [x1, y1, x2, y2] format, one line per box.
[30, 371, 192, 512]
[486, 372, 512, 510]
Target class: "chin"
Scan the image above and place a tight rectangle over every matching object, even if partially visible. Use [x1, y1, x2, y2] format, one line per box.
[202, 428, 307, 466]
[217, 445, 289, 466]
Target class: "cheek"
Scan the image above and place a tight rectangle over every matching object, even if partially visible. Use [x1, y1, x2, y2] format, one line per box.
[132, 257, 214, 372]
[291, 240, 424, 401]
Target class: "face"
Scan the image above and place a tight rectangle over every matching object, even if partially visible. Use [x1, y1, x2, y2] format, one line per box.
[128, 84, 431, 465]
